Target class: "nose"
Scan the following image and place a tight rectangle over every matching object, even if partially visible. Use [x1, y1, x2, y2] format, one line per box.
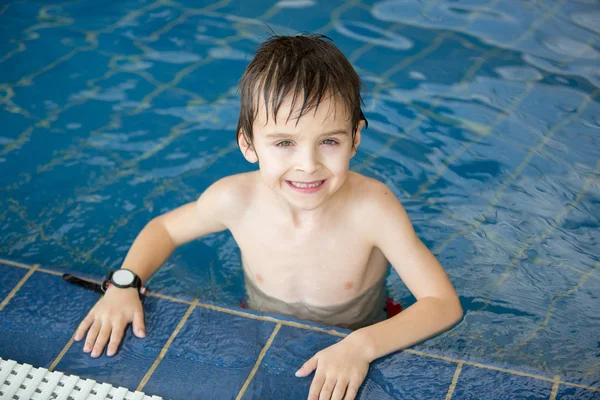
[295, 146, 320, 174]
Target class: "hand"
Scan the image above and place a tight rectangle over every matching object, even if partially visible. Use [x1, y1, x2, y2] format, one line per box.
[295, 337, 370, 400]
[74, 286, 145, 357]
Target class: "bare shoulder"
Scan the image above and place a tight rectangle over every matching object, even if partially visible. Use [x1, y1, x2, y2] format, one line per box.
[198, 171, 259, 222]
[205, 171, 258, 199]
[346, 172, 412, 233]
[347, 172, 403, 210]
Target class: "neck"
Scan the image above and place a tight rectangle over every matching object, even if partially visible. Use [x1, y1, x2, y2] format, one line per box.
[276, 197, 325, 229]
[262, 180, 349, 229]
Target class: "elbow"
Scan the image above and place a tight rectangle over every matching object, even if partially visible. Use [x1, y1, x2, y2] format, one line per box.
[448, 296, 464, 325]
[422, 295, 464, 326]
[146, 217, 167, 236]
[432, 295, 463, 326]
[148, 215, 165, 227]
[145, 217, 177, 248]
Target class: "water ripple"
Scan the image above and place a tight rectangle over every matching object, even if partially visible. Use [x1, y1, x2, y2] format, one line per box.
[335, 21, 413, 50]
[371, 0, 600, 87]
[145, 51, 202, 64]
[276, 0, 316, 8]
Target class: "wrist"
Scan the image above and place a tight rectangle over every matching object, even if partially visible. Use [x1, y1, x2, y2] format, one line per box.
[104, 284, 139, 295]
[102, 268, 147, 295]
[346, 328, 377, 363]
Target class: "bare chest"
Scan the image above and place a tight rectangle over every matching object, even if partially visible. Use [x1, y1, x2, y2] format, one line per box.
[230, 220, 387, 305]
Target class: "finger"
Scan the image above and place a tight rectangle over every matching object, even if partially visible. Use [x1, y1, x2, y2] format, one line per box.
[296, 356, 318, 377]
[132, 310, 146, 338]
[106, 321, 127, 357]
[74, 313, 94, 341]
[91, 323, 112, 358]
[343, 381, 360, 400]
[307, 371, 326, 400]
[331, 378, 348, 400]
[83, 320, 101, 353]
[318, 376, 336, 400]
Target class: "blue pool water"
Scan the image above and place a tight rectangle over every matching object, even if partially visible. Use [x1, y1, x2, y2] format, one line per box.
[1, 0, 599, 396]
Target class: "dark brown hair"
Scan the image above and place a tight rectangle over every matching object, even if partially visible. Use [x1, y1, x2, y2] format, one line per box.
[237, 33, 367, 149]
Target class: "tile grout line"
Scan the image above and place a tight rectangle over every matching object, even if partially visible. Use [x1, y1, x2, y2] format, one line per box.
[494, 159, 600, 287]
[353, 0, 512, 172]
[1, 0, 237, 157]
[0, 0, 162, 75]
[137, 299, 198, 391]
[0, 259, 34, 269]
[1, 2, 596, 397]
[192, 300, 348, 337]
[359, 0, 572, 185]
[1, 259, 599, 393]
[4, 1, 352, 260]
[80, 141, 240, 264]
[456, 359, 553, 383]
[470, 157, 600, 317]
[347, 0, 447, 64]
[37, 267, 63, 276]
[432, 89, 600, 257]
[404, 348, 599, 391]
[0, 1, 79, 65]
[122, 288, 348, 337]
[49, 335, 76, 372]
[496, 260, 600, 356]
[127, 1, 284, 117]
[236, 323, 281, 400]
[28, 1, 285, 259]
[561, 381, 600, 393]
[445, 361, 463, 400]
[0, 264, 39, 312]
[549, 374, 560, 400]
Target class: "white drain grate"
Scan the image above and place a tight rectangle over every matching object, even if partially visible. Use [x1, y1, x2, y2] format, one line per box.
[0, 358, 163, 400]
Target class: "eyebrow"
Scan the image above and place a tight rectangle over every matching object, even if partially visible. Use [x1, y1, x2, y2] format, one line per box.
[265, 129, 349, 139]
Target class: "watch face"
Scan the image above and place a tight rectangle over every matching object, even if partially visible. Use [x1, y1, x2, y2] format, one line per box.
[112, 269, 135, 286]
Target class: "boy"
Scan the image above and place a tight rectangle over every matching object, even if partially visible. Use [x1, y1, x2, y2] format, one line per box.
[74, 34, 463, 400]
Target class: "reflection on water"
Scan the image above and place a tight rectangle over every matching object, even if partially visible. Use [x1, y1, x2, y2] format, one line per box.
[0, 0, 598, 386]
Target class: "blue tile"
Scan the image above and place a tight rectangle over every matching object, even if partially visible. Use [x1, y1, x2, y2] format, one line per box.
[556, 385, 600, 400]
[143, 307, 277, 400]
[0, 262, 28, 300]
[0, 270, 100, 368]
[452, 365, 553, 399]
[56, 295, 190, 391]
[358, 351, 457, 399]
[244, 325, 458, 399]
[243, 325, 342, 399]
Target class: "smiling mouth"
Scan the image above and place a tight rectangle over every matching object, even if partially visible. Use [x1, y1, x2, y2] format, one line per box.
[286, 180, 325, 189]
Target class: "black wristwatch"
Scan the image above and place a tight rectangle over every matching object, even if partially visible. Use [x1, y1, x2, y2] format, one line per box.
[102, 269, 147, 295]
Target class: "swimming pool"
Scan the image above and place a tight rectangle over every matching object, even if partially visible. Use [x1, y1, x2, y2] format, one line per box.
[1, 0, 599, 398]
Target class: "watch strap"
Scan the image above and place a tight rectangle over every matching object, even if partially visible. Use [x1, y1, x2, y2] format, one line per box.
[102, 269, 147, 295]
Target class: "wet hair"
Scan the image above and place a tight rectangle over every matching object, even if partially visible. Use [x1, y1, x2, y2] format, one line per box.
[237, 33, 367, 149]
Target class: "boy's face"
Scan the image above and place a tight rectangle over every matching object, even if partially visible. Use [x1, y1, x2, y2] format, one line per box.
[240, 94, 363, 211]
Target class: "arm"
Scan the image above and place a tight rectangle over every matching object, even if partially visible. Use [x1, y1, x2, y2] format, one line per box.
[348, 183, 463, 361]
[114, 185, 230, 284]
[297, 182, 463, 400]
[74, 177, 236, 357]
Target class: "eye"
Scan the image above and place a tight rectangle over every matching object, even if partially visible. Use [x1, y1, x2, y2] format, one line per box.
[276, 140, 293, 147]
[321, 139, 339, 146]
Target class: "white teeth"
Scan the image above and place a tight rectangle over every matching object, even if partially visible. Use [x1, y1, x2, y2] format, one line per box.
[290, 180, 323, 189]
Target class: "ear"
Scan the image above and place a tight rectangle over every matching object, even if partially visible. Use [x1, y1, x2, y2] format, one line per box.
[238, 130, 258, 163]
[351, 120, 364, 157]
